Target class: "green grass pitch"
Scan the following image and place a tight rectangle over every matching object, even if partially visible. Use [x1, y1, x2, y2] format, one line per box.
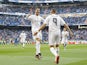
[0, 44, 87, 65]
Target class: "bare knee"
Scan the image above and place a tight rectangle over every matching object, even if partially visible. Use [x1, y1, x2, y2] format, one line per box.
[50, 45, 54, 48]
[56, 44, 59, 47]
[36, 38, 41, 42]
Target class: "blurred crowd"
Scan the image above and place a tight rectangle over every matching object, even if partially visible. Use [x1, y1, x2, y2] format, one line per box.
[0, 15, 86, 26]
[72, 29, 87, 40]
[0, 15, 31, 26]
[0, 5, 87, 14]
[63, 16, 87, 25]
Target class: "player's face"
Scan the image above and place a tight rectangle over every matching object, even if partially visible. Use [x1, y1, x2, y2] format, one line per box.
[35, 9, 40, 16]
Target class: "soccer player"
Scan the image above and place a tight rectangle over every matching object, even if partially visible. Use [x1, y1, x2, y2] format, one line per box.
[19, 31, 26, 47]
[34, 9, 73, 64]
[25, 8, 44, 59]
[61, 28, 69, 50]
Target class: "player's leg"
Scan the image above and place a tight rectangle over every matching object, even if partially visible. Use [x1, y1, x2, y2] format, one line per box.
[50, 45, 58, 57]
[61, 40, 65, 49]
[54, 34, 60, 64]
[33, 33, 39, 59]
[22, 39, 25, 47]
[35, 32, 42, 59]
[63, 41, 66, 49]
[55, 44, 59, 55]
[55, 44, 59, 64]
[64, 40, 68, 50]
[35, 38, 41, 55]
[49, 44, 59, 64]
[20, 39, 24, 47]
[35, 39, 40, 59]
[37, 32, 42, 56]
[61, 38, 66, 49]
[23, 43, 25, 47]
[49, 32, 59, 64]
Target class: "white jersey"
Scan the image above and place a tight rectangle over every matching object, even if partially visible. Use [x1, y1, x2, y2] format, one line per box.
[44, 14, 65, 32]
[20, 32, 26, 43]
[20, 32, 26, 39]
[28, 15, 44, 33]
[44, 14, 66, 45]
[62, 31, 69, 40]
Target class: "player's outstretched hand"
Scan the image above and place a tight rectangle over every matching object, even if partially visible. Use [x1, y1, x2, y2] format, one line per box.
[34, 32, 38, 36]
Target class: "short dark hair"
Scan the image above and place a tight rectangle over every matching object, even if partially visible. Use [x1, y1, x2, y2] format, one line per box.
[51, 9, 56, 13]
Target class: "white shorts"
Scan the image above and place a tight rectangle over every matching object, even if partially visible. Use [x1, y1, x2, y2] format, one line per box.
[20, 38, 26, 43]
[61, 39, 68, 44]
[49, 31, 61, 45]
[32, 31, 42, 41]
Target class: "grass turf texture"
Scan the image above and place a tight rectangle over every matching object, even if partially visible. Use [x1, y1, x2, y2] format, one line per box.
[0, 44, 87, 65]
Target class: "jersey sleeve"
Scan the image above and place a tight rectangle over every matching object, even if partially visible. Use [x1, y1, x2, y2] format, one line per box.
[59, 16, 66, 25]
[40, 17, 45, 23]
[41, 17, 44, 22]
[44, 16, 50, 25]
[28, 15, 33, 21]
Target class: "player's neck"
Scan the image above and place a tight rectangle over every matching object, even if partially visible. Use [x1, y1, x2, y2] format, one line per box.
[51, 13, 55, 15]
[35, 14, 39, 16]
[51, 12, 56, 14]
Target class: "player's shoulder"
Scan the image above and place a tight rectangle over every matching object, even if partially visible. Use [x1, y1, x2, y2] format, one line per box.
[46, 15, 51, 18]
[57, 15, 61, 18]
[29, 15, 35, 17]
[31, 15, 35, 17]
[51, 14, 60, 18]
[38, 15, 43, 18]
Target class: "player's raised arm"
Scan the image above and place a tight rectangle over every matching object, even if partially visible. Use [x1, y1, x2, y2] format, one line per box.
[59, 15, 73, 37]
[24, 14, 31, 19]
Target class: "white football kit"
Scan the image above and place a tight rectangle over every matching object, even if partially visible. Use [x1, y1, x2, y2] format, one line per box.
[28, 15, 44, 40]
[20, 32, 26, 43]
[44, 14, 66, 45]
[61, 31, 69, 44]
